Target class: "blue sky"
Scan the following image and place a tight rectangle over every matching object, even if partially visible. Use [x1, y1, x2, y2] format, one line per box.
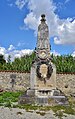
[0, 0, 75, 61]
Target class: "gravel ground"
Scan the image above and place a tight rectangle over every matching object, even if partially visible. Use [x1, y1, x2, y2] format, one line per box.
[0, 107, 75, 119]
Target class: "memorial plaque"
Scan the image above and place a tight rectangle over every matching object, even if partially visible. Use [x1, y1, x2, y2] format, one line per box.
[40, 64, 48, 78]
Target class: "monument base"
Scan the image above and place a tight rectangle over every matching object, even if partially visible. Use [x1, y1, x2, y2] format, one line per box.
[18, 88, 68, 106]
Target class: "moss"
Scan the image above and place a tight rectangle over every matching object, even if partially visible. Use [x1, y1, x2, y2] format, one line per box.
[39, 106, 51, 111]
[18, 104, 75, 115]
[54, 110, 63, 119]
[64, 106, 75, 115]
[51, 105, 65, 113]
[51, 105, 75, 115]
[4, 101, 11, 107]
[68, 96, 75, 106]
[18, 104, 39, 111]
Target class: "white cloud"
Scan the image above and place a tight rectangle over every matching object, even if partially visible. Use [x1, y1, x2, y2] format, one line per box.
[54, 18, 75, 44]
[15, 0, 27, 10]
[14, 53, 21, 58]
[0, 47, 6, 55]
[51, 50, 60, 56]
[0, 44, 33, 62]
[22, 0, 75, 45]
[17, 42, 25, 47]
[24, 12, 38, 31]
[71, 51, 75, 57]
[19, 25, 27, 30]
[8, 45, 15, 51]
[20, 49, 33, 56]
[24, 0, 56, 32]
[8, 49, 33, 62]
[8, 49, 33, 61]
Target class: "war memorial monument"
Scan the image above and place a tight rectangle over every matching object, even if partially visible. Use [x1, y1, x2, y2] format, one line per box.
[19, 14, 68, 105]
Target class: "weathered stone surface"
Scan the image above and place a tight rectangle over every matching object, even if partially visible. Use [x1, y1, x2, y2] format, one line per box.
[23, 14, 68, 105]
[0, 106, 75, 119]
[56, 74, 75, 96]
[0, 71, 30, 91]
[36, 14, 50, 59]
[0, 72, 75, 96]
[30, 14, 56, 92]
[40, 64, 48, 78]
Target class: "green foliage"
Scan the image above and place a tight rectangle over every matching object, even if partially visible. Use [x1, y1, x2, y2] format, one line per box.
[51, 105, 75, 115]
[0, 54, 6, 64]
[0, 91, 75, 117]
[54, 110, 63, 119]
[4, 100, 12, 107]
[7, 55, 11, 63]
[18, 104, 39, 111]
[52, 54, 75, 73]
[0, 52, 36, 72]
[0, 52, 75, 73]
[0, 91, 23, 106]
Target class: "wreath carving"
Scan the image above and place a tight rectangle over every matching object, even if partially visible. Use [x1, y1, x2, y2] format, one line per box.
[36, 61, 53, 80]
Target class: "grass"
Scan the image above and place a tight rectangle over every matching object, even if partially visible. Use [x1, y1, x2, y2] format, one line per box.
[54, 110, 64, 119]
[0, 91, 75, 118]
[18, 104, 39, 110]
[0, 91, 23, 107]
[51, 105, 75, 115]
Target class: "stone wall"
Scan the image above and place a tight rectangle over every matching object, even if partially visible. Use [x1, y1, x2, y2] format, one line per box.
[0, 71, 75, 96]
[56, 74, 75, 96]
[0, 71, 30, 91]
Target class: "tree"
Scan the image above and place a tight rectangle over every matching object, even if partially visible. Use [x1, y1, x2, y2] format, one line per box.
[0, 54, 6, 64]
[7, 55, 11, 63]
[0, 52, 75, 73]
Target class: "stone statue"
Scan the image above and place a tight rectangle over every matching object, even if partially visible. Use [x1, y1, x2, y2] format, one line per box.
[31, 14, 56, 90]
[36, 14, 50, 59]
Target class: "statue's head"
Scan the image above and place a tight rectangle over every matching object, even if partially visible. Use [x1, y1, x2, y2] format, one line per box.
[41, 14, 46, 22]
[41, 14, 45, 18]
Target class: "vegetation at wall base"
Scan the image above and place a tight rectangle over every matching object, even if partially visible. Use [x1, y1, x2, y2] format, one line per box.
[0, 91, 75, 118]
[0, 91, 23, 107]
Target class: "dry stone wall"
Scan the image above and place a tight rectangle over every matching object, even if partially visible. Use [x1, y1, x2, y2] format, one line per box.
[56, 74, 75, 96]
[0, 71, 30, 91]
[0, 71, 75, 96]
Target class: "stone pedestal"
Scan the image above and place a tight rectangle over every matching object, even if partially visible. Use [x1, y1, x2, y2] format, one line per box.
[30, 61, 56, 95]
